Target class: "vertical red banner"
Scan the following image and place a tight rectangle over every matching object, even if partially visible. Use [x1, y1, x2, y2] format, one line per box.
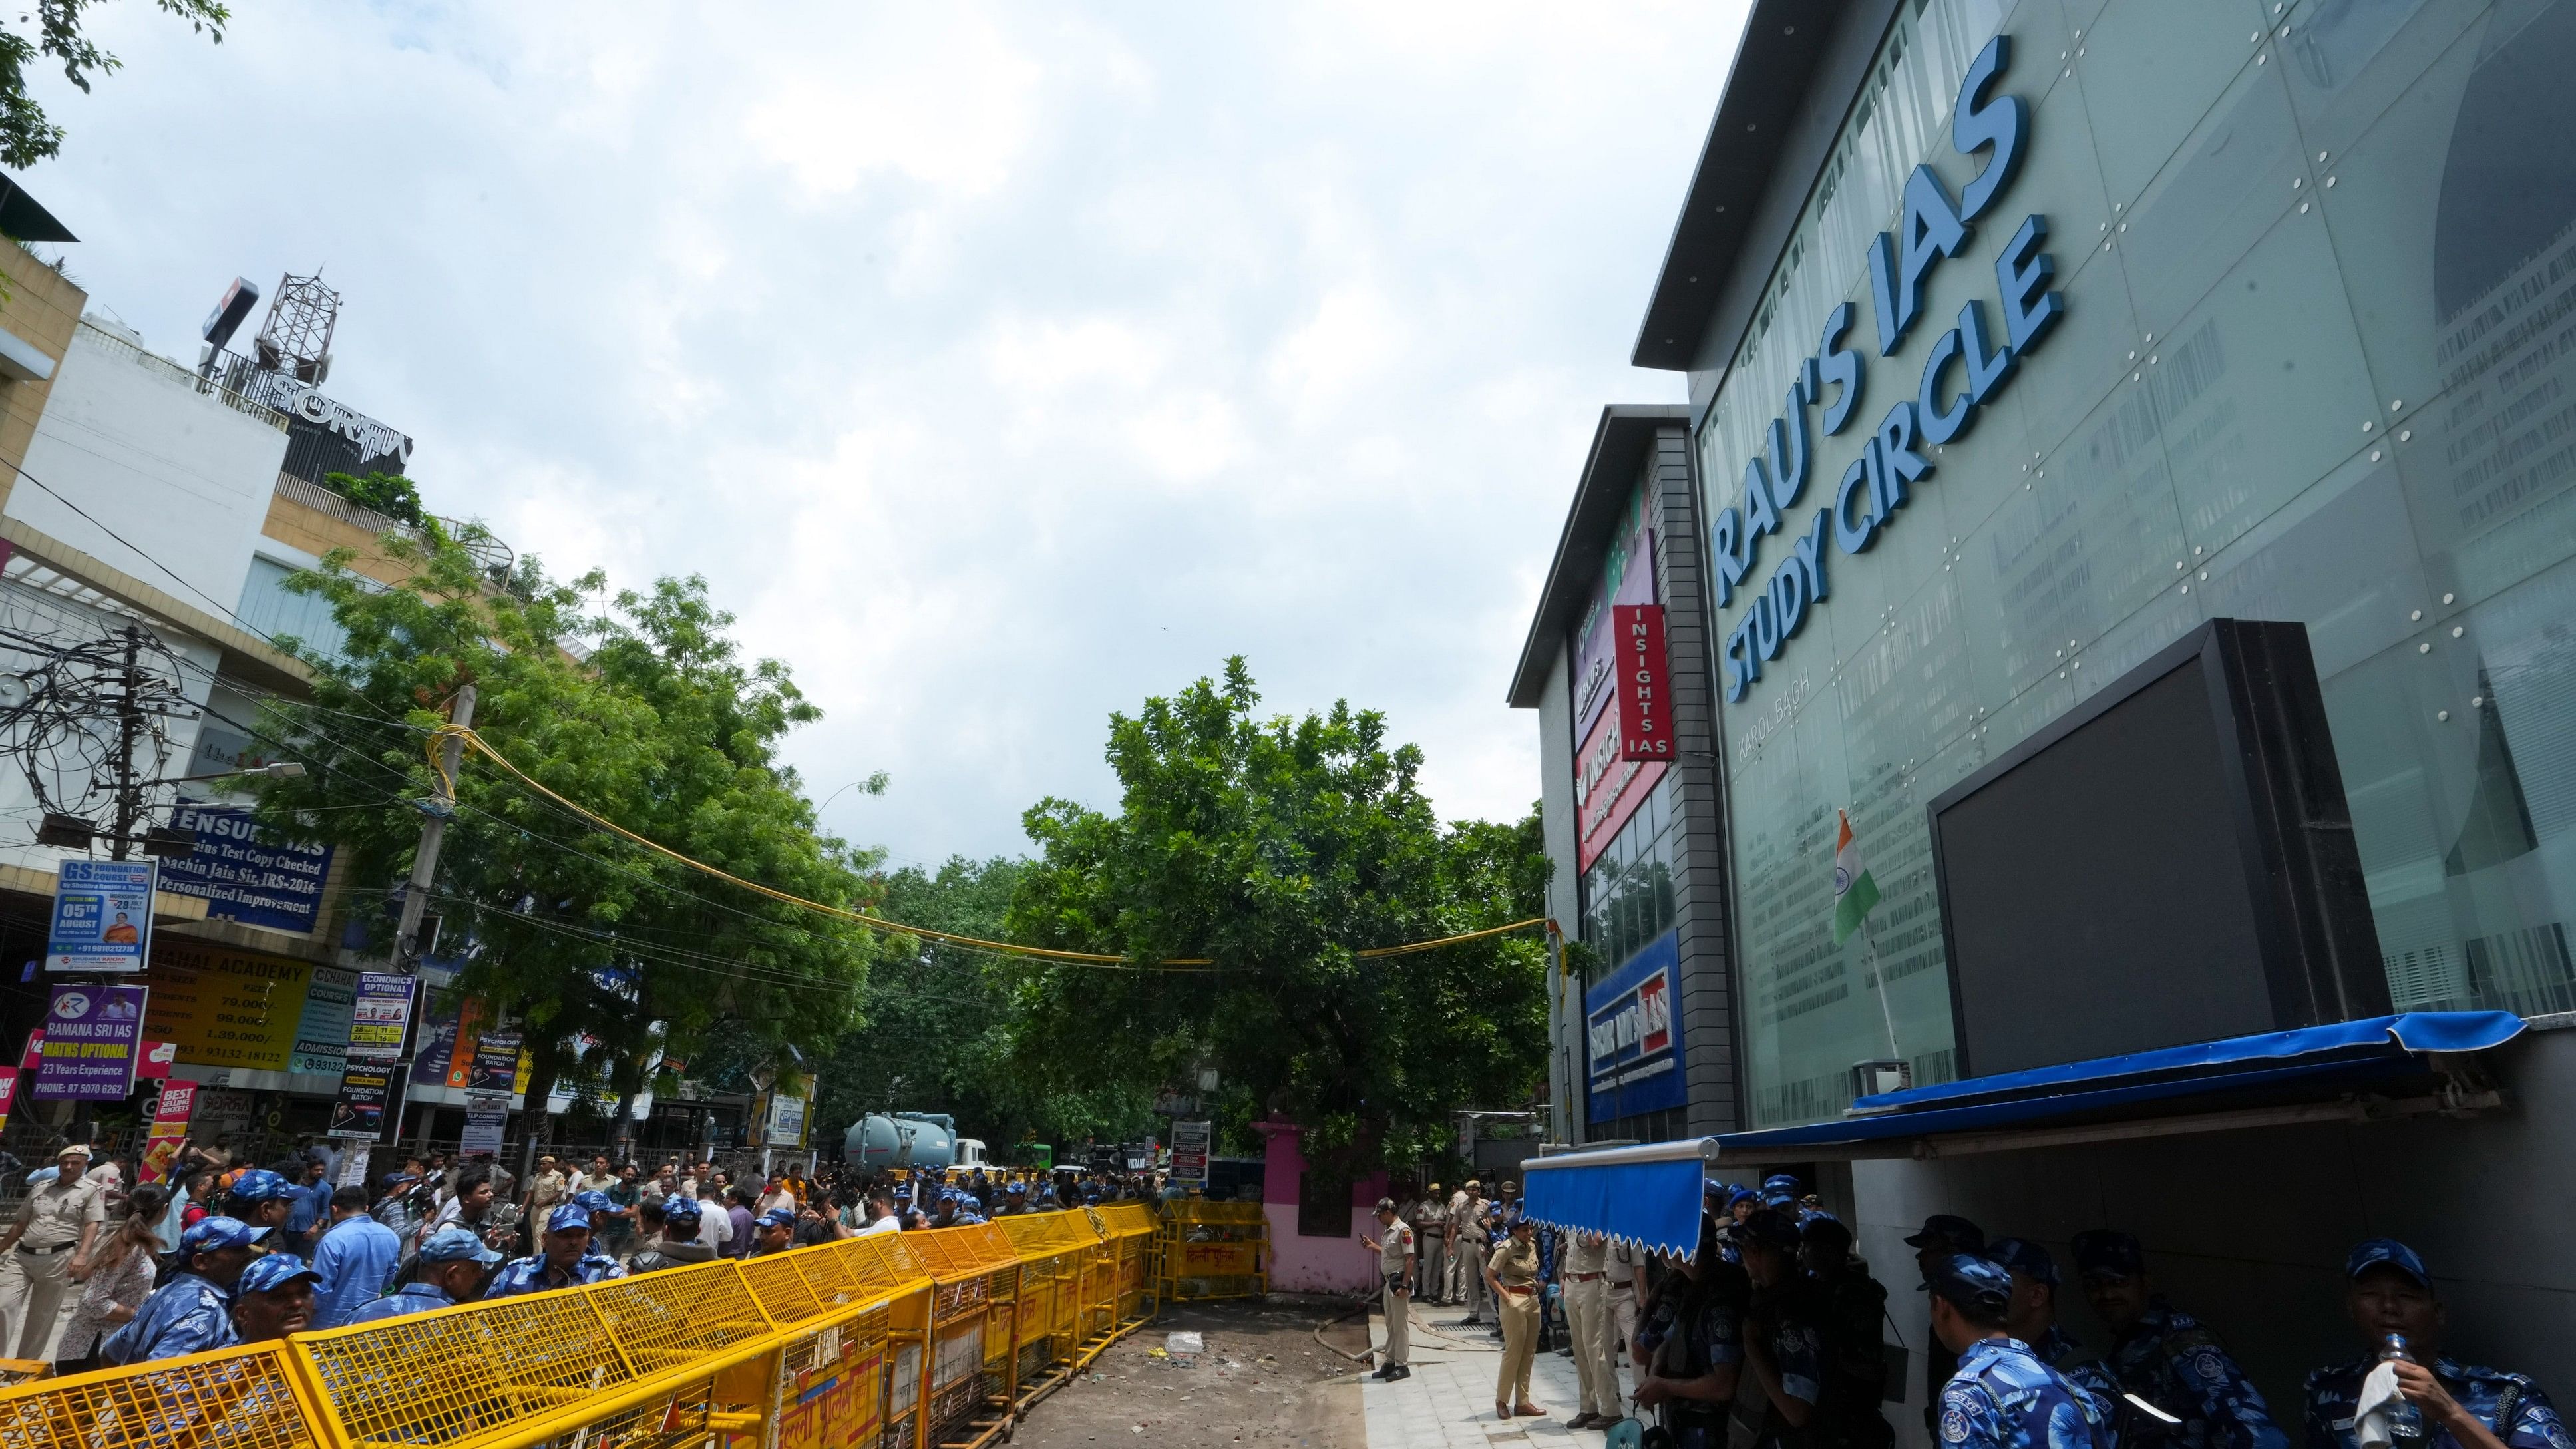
[1614, 604, 1671, 761]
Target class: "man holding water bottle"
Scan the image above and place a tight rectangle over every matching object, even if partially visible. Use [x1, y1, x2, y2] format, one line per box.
[2303, 1239, 2566, 1449]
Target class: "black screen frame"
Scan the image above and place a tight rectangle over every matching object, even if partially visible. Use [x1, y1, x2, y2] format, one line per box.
[1926, 620, 2348, 1079]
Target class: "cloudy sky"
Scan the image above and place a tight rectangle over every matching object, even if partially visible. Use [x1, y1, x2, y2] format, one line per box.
[33, 1, 1746, 867]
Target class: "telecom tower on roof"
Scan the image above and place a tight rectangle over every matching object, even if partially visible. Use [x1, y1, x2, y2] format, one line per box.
[252, 271, 337, 385]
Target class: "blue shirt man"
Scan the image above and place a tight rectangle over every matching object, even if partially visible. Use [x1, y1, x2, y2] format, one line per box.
[347, 1227, 504, 1325]
[1925, 1255, 2110, 1449]
[2304, 1239, 2568, 1449]
[2073, 1231, 2287, 1449]
[285, 1168, 332, 1238]
[100, 1217, 260, 1364]
[489, 1203, 626, 1297]
[309, 1185, 403, 1329]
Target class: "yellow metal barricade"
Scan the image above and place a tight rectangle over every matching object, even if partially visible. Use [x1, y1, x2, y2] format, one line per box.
[0, 1217, 1145, 1449]
[1155, 1199, 1270, 1303]
[995, 1211, 1095, 1406]
[1091, 1202, 1163, 1323]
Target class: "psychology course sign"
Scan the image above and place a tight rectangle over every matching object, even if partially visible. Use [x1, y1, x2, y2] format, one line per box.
[47, 860, 156, 973]
[154, 804, 334, 934]
[33, 984, 148, 1101]
[1585, 930, 1684, 1123]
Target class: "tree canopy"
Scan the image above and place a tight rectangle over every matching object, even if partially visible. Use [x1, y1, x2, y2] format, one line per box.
[250, 527, 893, 1141]
[1004, 658, 1550, 1175]
[0, 1, 226, 169]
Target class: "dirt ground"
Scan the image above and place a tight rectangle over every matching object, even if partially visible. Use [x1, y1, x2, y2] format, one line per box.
[1012, 1297, 1371, 1449]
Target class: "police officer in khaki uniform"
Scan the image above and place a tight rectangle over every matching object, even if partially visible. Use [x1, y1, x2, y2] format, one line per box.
[0, 1145, 106, 1358]
[1450, 1180, 1489, 1320]
[1364, 1197, 1414, 1380]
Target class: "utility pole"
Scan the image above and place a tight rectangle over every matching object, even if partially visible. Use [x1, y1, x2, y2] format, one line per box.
[394, 684, 474, 971]
[108, 626, 142, 861]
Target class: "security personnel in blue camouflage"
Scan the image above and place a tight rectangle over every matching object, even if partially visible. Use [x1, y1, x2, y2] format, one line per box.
[226, 1168, 303, 1247]
[347, 1227, 503, 1323]
[489, 1203, 626, 1297]
[1986, 1238, 2119, 1425]
[2074, 1231, 2287, 1449]
[2304, 1239, 2568, 1449]
[100, 1217, 261, 1364]
[1926, 1254, 2110, 1449]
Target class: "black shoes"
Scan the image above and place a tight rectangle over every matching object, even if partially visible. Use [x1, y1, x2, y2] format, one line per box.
[1371, 1363, 1410, 1380]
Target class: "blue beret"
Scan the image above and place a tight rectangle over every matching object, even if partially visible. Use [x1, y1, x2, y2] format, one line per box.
[417, 1226, 504, 1265]
[1927, 1253, 2014, 1312]
[236, 1253, 321, 1295]
[1904, 1214, 1986, 1251]
[1008, 1181, 1027, 1194]
[227, 1169, 298, 1203]
[572, 1190, 614, 1213]
[2346, 1239, 2430, 1287]
[1727, 1187, 1761, 1208]
[2070, 1229, 2144, 1280]
[546, 1203, 592, 1233]
[1984, 1237, 2061, 1286]
[1761, 1174, 1802, 1196]
[1736, 1208, 1802, 1251]
[181, 1216, 260, 1253]
[662, 1198, 703, 1230]
[757, 1207, 797, 1229]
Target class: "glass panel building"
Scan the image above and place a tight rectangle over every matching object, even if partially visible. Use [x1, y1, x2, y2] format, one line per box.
[1516, 0, 2576, 1410]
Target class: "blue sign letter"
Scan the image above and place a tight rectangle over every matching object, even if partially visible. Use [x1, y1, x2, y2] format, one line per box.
[1952, 37, 2027, 222]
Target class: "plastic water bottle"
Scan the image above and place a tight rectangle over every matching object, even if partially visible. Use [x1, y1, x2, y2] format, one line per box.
[2380, 1333, 2427, 1448]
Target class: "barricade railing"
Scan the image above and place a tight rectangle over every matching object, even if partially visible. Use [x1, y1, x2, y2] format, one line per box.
[1090, 1203, 1163, 1323]
[1154, 1198, 1270, 1303]
[0, 1207, 1141, 1449]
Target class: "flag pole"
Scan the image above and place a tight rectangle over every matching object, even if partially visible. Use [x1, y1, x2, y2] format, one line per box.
[1861, 918, 1901, 1062]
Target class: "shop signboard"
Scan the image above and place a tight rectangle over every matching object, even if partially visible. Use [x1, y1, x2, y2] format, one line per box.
[154, 804, 334, 934]
[1614, 604, 1671, 762]
[1585, 929, 1683, 1123]
[190, 1087, 254, 1132]
[765, 1080, 810, 1149]
[138, 1080, 197, 1183]
[470, 1027, 522, 1094]
[1571, 485, 1667, 872]
[346, 974, 417, 1063]
[329, 1063, 406, 1142]
[0, 1068, 19, 1134]
[289, 966, 359, 1076]
[33, 984, 148, 1100]
[460, 1091, 508, 1156]
[142, 940, 324, 1073]
[46, 860, 156, 973]
[1169, 1119, 1212, 1187]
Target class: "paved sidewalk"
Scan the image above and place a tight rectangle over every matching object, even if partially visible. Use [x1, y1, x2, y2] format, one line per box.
[1356, 1299, 1641, 1449]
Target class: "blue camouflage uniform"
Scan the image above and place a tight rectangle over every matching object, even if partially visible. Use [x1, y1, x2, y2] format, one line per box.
[1985, 1239, 2120, 1426]
[353, 1225, 505, 1325]
[347, 1283, 462, 1324]
[100, 1217, 260, 1364]
[1929, 1255, 2109, 1449]
[1940, 1337, 2115, 1449]
[2304, 1358, 2569, 1449]
[2303, 1239, 2570, 1449]
[2104, 1306, 2285, 1449]
[488, 1204, 626, 1297]
[2074, 1231, 2286, 1449]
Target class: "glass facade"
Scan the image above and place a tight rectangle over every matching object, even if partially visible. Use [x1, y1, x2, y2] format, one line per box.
[1579, 773, 1680, 980]
[1700, 0, 2576, 1125]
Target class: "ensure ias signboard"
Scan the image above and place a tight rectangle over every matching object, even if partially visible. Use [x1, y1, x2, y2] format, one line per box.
[1586, 929, 1683, 1123]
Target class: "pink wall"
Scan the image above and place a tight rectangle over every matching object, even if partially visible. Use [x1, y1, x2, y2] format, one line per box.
[1255, 1119, 1389, 1294]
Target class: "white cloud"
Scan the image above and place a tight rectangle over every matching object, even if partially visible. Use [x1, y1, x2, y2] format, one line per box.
[29, 0, 1748, 863]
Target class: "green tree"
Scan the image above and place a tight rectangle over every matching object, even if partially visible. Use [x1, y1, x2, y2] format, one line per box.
[1004, 658, 1550, 1177]
[813, 855, 1159, 1163]
[320, 471, 428, 529]
[0, 1, 226, 169]
[250, 530, 886, 1154]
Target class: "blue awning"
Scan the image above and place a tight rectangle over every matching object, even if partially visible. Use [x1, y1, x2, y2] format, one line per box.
[1519, 1012, 2523, 1251]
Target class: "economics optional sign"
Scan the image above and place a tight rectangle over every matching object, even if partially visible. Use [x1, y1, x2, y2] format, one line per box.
[1586, 929, 1682, 1124]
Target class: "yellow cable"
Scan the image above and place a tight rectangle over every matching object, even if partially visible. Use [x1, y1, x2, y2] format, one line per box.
[423, 724, 1558, 971]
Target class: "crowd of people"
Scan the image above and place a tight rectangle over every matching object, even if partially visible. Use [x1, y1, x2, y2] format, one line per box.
[1369, 1173, 2564, 1449]
[0, 1132, 1169, 1377]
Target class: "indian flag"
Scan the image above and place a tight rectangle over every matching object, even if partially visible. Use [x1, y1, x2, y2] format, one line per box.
[1831, 809, 1881, 945]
